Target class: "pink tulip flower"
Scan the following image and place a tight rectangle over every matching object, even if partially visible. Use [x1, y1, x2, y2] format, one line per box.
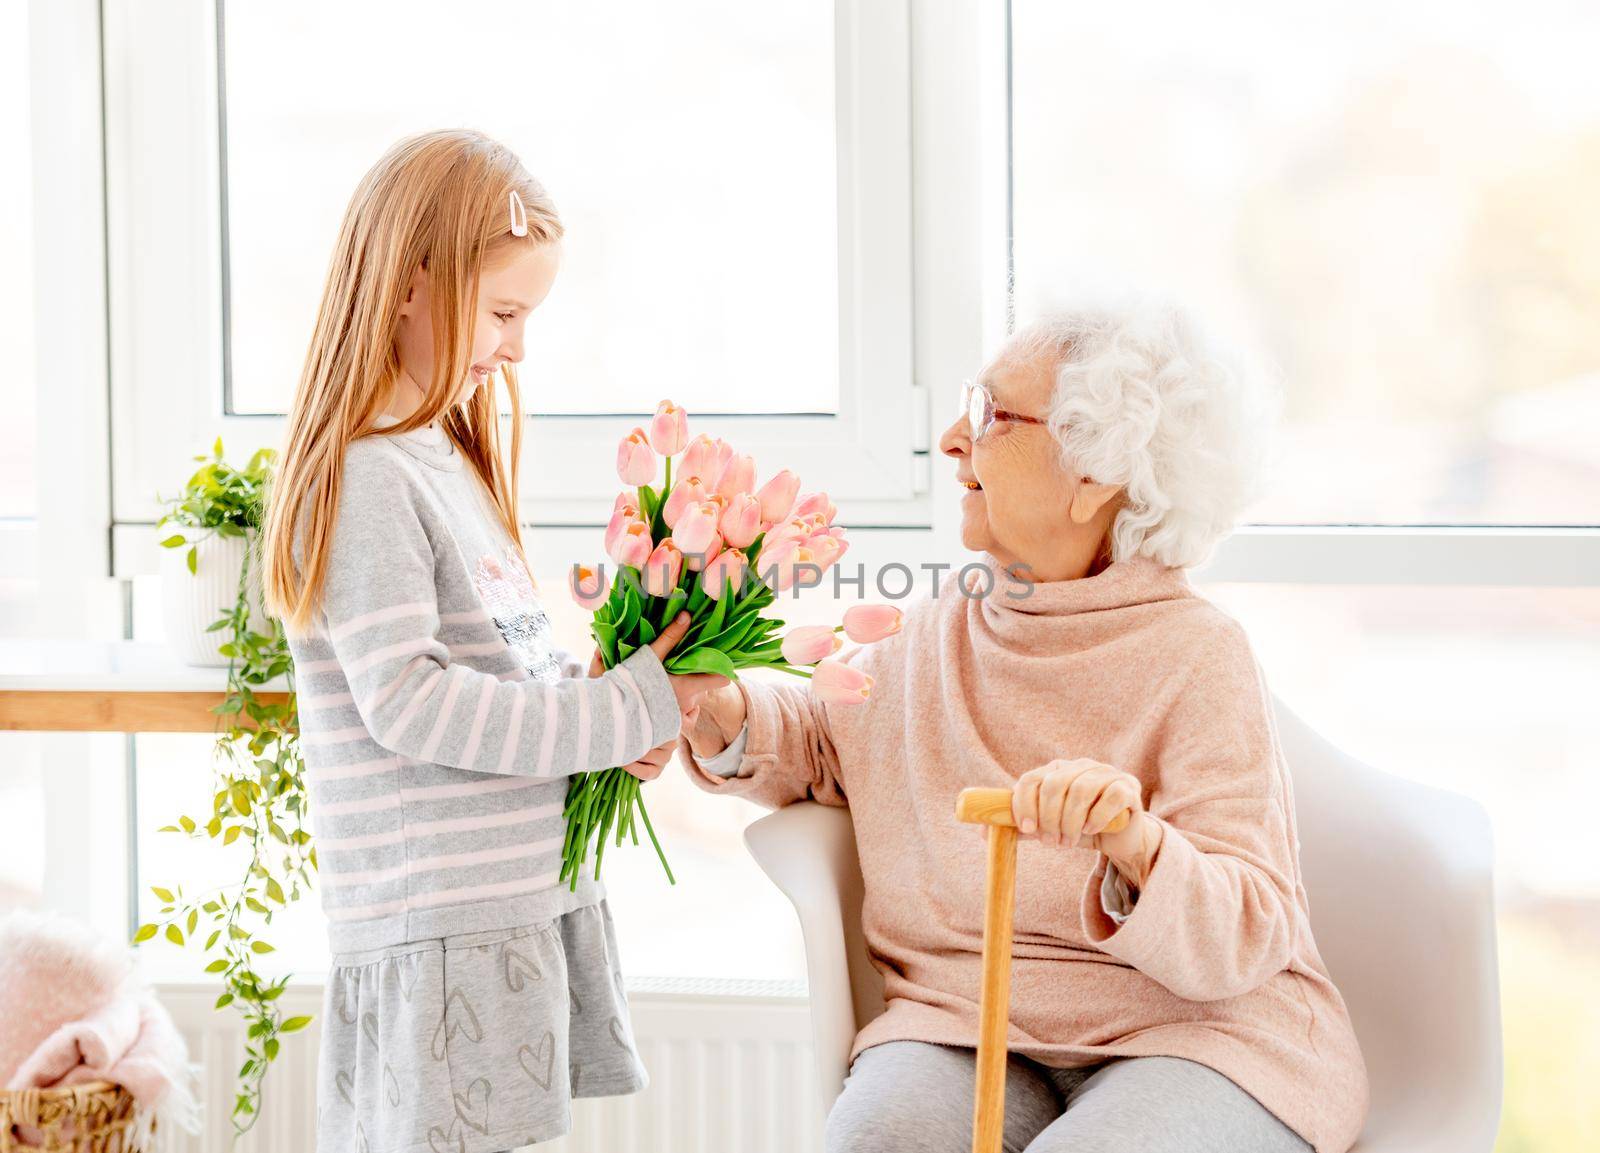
[569, 564, 611, 612]
[781, 625, 843, 666]
[812, 659, 873, 706]
[700, 548, 748, 601]
[755, 469, 800, 524]
[649, 400, 689, 456]
[753, 537, 795, 589]
[826, 530, 849, 566]
[608, 520, 653, 569]
[688, 537, 723, 572]
[842, 604, 902, 643]
[715, 452, 757, 499]
[710, 438, 735, 482]
[791, 491, 836, 523]
[616, 428, 656, 486]
[763, 518, 810, 550]
[678, 434, 725, 488]
[663, 476, 709, 528]
[604, 500, 641, 556]
[812, 523, 851, 565]
[720, 493, 762, 549]
[756, 540, 821, 592]
[807, 532, 844, 570]
[640, 539, 684, 598]
[674, 501, 723, 564]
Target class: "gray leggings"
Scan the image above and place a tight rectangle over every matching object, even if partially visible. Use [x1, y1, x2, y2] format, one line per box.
[826, 1041, 1313, 1153]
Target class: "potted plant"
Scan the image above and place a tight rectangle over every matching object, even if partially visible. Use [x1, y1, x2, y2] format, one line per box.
[156, 440, 273, 666]
[140, 440, 313, 1137]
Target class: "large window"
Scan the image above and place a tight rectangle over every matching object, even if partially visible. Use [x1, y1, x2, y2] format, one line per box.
[1012, 3, 1600, 1148]
[0, 0, 37, 524]
[1012, 0, 1600, 527]
[104, 0, 924, 533]
[221, 1, 840, 419]
[103, 0, 919, 990]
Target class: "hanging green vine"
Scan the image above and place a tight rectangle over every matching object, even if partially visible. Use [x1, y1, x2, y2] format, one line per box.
[135, 440, 313, 1138]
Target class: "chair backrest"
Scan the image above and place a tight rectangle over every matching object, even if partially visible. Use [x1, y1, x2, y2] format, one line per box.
[1272, 702, 1501, 1150]
[745, 698, 1502, 1149]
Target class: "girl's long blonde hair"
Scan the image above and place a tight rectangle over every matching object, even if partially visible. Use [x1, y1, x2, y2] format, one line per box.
[262, 129, 562, 635]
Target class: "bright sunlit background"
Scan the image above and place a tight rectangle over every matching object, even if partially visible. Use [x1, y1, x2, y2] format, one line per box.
[1012, 0, 1600, 527]
[222, 1, 840, 416]
[3, 2, 1597, 1151]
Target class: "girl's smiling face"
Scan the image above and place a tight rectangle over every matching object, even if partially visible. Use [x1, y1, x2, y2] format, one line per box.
[390, 239, 563, 416]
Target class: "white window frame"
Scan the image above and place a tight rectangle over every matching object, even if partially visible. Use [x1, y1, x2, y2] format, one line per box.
[101, 0, 927, 543]
[21, 0, 129, 947]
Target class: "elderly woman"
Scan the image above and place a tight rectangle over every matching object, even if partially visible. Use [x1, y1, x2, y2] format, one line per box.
[678, 305, 1369, 1153]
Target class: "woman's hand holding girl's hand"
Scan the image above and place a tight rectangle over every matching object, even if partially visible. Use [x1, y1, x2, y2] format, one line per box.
[1010, 758, 1163, 889]
[681, 682, 747, 761]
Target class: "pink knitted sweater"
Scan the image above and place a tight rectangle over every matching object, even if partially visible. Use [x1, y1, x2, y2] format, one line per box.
[682, 554, 1369, 1153]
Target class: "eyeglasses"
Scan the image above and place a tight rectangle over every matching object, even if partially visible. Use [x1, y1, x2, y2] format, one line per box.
[961, 379, 1047, 441]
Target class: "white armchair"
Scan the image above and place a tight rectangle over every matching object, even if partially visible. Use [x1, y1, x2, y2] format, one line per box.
[742, 698, 1502, 1153]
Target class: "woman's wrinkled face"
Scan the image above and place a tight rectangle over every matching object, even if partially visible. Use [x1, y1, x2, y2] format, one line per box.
[394, 240, 563, 409]
[938, 354, 1074, 566]
[939, 350, 1123, 578]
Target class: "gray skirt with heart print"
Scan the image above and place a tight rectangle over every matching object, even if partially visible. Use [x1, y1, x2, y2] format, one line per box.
[316, 900, 648, 1153]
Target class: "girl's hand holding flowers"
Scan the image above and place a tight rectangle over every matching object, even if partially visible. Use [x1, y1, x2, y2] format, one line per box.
[1010, 758, 1163, 888]
[619, 737, 679, 783]
[584, 610, 729, 715]
[585, 619, 723, 781]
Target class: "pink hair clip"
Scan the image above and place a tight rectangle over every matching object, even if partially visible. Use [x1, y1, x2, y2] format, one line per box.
[507, 189, 528, 237]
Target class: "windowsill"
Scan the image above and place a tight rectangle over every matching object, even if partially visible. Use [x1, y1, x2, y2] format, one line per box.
[0, 638, 289, 694]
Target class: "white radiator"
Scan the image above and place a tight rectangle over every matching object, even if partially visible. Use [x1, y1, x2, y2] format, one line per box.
[155, 978, 820, 1153]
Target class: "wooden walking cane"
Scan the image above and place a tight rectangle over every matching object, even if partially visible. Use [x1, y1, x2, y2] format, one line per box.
[954, 787, 1130, 1153]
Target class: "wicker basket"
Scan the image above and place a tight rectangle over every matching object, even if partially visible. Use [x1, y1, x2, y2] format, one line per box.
[0, 1082, 143, 1153]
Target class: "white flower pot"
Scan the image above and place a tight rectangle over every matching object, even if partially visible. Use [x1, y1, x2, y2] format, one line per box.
[160, 532, 272, 668]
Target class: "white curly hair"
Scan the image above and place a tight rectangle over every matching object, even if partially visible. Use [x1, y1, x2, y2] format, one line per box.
[1002, 301, 1275, 570]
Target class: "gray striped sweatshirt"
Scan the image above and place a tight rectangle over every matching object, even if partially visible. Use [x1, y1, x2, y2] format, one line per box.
[287, 420, 680, 952]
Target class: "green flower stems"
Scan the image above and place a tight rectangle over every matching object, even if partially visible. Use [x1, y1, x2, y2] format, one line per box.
[559, 506, 816, 889]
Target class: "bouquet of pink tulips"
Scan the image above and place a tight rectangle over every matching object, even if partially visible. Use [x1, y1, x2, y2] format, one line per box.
[561, 399, 899, 889]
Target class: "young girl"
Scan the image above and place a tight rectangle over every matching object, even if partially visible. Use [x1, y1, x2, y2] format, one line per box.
[262, 129, 719, 1153]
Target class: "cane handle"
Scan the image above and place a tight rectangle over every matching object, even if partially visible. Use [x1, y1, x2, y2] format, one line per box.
[955, 786, 1130, 834]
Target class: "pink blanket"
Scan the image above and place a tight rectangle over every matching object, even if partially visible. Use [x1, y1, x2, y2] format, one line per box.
[0, 910, 198, 1148]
